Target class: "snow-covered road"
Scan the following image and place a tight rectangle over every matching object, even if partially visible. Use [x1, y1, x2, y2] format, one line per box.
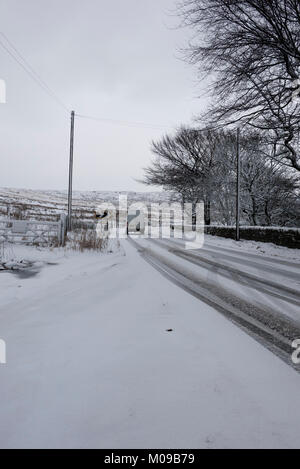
[130, 236, 300, 366]
[0, 239, 300, 448]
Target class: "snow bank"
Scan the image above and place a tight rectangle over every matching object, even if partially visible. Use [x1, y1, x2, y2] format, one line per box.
[204, 234, 300, 262]
[204, 225, 300, 249]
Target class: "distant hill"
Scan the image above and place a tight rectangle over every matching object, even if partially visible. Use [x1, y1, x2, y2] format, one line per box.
[0, 187, 174, 221]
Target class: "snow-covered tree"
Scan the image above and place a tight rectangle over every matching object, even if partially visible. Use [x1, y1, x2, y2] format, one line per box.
[143, 127, 300, 227]
[178, 0, 300, 172]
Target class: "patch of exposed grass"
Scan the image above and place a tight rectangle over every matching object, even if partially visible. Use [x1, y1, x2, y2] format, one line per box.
[67, 229, 108, 252]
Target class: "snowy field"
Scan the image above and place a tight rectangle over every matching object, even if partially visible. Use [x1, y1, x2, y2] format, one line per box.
[0, 187, 172, 222]
[0, 239, 300, 448]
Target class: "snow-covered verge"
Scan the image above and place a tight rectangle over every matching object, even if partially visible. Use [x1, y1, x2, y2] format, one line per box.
[204, 225, 300, 249]
[204, 234, 300, 262]
[1, 241, 300, 448]
[0, 239, 119, 276]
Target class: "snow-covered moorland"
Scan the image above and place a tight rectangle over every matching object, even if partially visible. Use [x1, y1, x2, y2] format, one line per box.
[0, 187, 173, 222]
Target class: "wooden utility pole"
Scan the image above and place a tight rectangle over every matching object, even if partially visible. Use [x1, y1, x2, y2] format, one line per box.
[236, 127, 241, 241]
[67, 110, 75, 231]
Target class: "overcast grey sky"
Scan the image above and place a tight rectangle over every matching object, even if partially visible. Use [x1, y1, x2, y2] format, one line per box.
[0, 0, 207, 192]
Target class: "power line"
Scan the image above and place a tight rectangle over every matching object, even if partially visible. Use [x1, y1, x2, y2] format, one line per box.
[0, 32, 174, 130]
[75, 113, 174, 131]
[0, 32, 70, 112]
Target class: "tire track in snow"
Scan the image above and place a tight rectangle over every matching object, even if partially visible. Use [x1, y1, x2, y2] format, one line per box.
[128, 237, 300, 371]
[151, 238, 300, 307]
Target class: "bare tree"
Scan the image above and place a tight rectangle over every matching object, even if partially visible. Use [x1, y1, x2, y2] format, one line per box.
[143, 127, 237, 224]
[178, 0, 300, 171]
[143, 126, 300, 227]
[240, 145, 300, 226]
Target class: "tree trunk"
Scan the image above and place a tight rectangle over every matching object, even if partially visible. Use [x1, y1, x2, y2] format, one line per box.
[264, 201, 272, 226]
[204, 198, 211, 226]
[250, 196, 257, 226]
